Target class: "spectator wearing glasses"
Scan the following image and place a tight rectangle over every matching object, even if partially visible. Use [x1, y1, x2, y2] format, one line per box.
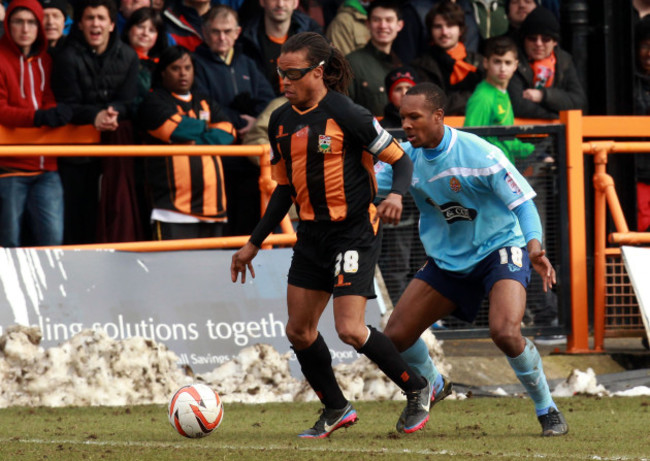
[0, 0, 72, 247]
[194, 5, 275, 236]
[194, 5, 274, 136]
[231, 32, 438, 439]
[508, 6, 586, 119]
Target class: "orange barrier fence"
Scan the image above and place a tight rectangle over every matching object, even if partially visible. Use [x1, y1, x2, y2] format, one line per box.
[0, 136, 295, 249]
[581, 141, 650, 352]
[564, 111, 650, 353]
[0, 124, 99, 144]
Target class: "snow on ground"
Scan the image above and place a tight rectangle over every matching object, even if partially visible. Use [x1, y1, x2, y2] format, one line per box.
[0, 325, 647, 408]
[0, 325, 451, 407]
[551, 368, 609, 397]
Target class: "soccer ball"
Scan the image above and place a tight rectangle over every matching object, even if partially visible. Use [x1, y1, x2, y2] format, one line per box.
[168, 384, 224, 438]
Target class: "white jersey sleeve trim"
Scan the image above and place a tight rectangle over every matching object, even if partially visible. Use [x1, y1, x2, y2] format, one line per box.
[427, 162, 505, 183]
[508, 191, 537, 210]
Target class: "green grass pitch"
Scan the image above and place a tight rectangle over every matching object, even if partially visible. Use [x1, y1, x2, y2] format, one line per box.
[0, 396, 648, 460]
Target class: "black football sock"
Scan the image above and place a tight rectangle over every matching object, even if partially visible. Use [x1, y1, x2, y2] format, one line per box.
[294, 332, 348, 409]
[357, 325, 427, 392]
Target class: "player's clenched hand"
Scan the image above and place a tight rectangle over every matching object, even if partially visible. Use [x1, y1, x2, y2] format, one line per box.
[231, 241, 259, 284]
[529, 248, 556, 292]
[376, 193, 403, 225]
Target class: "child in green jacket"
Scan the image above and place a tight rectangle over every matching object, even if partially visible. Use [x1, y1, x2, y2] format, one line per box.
[464, 35, 534, 163]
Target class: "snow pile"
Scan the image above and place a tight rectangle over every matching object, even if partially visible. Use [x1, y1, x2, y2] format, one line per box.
[197, 344, 298, 403]
[0, 325, 452, 407]
[550, 368, 650, 398]
[552, 368, 610, 397]
[0, 325, 187, 407]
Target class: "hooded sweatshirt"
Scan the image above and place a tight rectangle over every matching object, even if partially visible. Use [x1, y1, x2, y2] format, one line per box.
[0, 0, 57, 172]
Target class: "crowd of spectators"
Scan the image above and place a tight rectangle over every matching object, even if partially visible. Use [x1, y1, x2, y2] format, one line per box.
[0, 0, 624, 250]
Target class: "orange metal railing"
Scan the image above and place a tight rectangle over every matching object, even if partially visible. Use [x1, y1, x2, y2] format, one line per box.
[0, 135, 296, 250]
[563, 111, 650, 353]
[582, 141, 650, 352]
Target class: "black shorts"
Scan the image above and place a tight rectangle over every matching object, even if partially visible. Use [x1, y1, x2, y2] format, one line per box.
[288, 215, 381, 299]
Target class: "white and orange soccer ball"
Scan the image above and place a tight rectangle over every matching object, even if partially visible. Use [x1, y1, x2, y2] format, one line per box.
[168, 384, 224, 438]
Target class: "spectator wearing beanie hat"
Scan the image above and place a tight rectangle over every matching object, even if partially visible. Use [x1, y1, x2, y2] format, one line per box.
[39, 0, 68, 51]
[375, 64, 426, 307]
[381, 66, 419, 129]
[507, 5, 586, 119]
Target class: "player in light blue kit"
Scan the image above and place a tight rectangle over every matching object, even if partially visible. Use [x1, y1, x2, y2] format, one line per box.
[376, 82, 569, 437]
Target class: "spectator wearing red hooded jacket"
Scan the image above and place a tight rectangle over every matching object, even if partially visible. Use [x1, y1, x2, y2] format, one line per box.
[0, 0, 72, 247]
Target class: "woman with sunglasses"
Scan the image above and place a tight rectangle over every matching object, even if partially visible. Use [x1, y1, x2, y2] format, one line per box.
[507, 6, 586, 119]
[231, 31, 435, 438]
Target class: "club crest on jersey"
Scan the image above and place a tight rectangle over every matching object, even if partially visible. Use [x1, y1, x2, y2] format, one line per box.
[449, 176, 461, 192]
[504, 172, 522, 194]
[425, 198, 477, 223]
[318, 135, 332, 153]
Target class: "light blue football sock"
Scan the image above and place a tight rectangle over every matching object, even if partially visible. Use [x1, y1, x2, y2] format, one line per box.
[400, 337, 441, 389]
[507, 338, 557, 415]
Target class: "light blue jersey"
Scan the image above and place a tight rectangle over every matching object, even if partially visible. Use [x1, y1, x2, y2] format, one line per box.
[376, 126, 536, 273]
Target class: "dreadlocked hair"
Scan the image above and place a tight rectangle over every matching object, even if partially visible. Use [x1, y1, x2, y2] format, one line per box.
[282, 32, 353, 95]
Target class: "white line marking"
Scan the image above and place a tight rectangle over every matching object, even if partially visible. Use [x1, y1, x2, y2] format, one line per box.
[1, 438, 646, 460]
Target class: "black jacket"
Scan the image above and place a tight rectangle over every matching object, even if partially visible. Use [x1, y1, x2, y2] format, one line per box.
[51, 29, 139, 125]
[193, 43, 275, 129]
[238, 11, 322, 94]
[508, 46, 587, 119]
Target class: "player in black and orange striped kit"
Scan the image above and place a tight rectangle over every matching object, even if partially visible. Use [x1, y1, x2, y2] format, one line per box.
[231, 32, 435, 438]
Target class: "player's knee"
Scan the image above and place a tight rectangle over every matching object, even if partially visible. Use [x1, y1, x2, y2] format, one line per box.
[285, 325, 316, 350]
[490, 328, 524, 355]
[336, 325, 365, 350]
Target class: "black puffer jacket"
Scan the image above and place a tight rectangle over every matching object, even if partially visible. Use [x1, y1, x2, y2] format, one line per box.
[51, 29, 139, 125]
[507, 46, 586, 119]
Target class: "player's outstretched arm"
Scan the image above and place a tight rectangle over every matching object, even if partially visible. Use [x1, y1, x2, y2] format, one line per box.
[230, 241, 259, 284]
[527, 239, 556, 292]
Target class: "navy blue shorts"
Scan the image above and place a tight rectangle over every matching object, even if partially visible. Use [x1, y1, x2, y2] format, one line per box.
[288, 216, 381, 299]
[414, 246, 532, 323]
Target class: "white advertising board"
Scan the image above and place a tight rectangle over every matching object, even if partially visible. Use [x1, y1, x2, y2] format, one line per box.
[0, 248, 383, 376]
[621, 246, 650, 344]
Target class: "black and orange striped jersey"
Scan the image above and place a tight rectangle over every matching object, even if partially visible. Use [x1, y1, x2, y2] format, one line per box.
[268, 91, 406, 222]
[139, 88, 236, 220]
